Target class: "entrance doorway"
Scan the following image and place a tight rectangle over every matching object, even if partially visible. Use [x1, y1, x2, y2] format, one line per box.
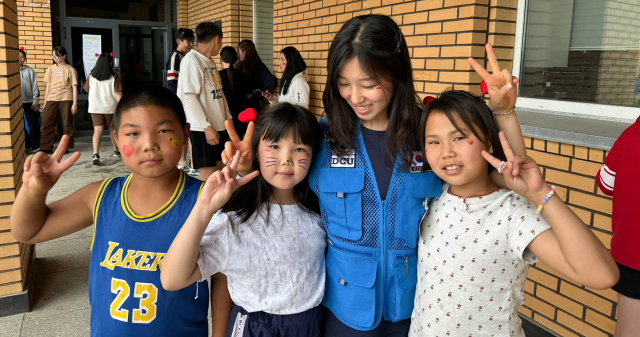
[58, 0, 174, 136]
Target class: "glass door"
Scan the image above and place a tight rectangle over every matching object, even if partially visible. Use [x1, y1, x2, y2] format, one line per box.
[119, 25, 167, 93]
[65, 26, 115, 133]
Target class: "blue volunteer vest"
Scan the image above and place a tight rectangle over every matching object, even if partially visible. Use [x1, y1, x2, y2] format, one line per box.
[89, 171, 209, 337]
[309, 122, 442, 331]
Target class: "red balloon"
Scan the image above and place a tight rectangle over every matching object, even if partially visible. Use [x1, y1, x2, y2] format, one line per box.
[238, 108, 257, 123]
[480, 80, 488, 94]
[423, 96, 436, 105]
[110, 52, 114, 57]
[95, 53, 99, 57]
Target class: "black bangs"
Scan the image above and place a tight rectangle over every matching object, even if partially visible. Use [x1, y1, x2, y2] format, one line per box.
[256, 102, 320, 151]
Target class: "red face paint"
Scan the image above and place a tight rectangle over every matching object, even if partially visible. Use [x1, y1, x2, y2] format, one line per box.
[265, 149, 270, 152]
[123, 145, 134, 158]
[376, 87, 382, 89]
[467, 140, 474, 145]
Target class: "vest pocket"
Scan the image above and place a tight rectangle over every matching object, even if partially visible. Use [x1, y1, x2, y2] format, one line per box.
[324, 244, 377, 328]
[395, 172, 442, 248]
[318, 168, 365, 241]
[391, 252, 418, 321]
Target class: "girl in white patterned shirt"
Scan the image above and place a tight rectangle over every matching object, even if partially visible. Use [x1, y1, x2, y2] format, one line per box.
[409, 87, 619, 336]
[161, 103, 326, 337]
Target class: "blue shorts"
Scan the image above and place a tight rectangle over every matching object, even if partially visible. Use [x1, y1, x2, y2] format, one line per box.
[226, 304, 323, 337]
[322, 308, 410, 337]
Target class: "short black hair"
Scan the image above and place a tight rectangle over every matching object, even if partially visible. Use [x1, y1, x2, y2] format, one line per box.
[114, 85, 187, 133]
[18, 49, 26, 58]
[53, 46, 67, 58]
[175, 28, 194, 42]
[195, 22, 223, 44]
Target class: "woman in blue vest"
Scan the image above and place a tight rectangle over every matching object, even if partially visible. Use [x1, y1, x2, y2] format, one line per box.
[223, 14, 525, 337]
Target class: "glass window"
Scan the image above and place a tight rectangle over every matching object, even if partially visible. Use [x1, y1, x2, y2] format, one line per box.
[65, 0, 165, 22]
[254, 0, 274, 71]
[520, 0, 640, 108]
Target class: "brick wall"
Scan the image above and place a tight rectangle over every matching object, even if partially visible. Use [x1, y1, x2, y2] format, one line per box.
[0, 0, 34, 298]
[272, 0, 517, 116]
[17, 0, 53, 97]
[520, 137, 617, 336]
[183, 0, 254, 66]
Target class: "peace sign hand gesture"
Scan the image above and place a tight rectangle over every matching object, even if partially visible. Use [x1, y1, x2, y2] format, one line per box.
[482, 132, 550, 204]
[198, 150, 260, 212]
[22, 135, 81, 196]
[222, 120, 254, 175]
[468, 43, 518, 113]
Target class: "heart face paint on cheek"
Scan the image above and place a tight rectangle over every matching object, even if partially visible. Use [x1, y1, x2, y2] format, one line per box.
[122, 145, 135, 158]
[467, 140, 474, 145]
[169, 137, 181, 149]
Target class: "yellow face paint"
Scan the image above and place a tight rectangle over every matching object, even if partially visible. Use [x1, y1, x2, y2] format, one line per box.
[169, 137, 181, 149]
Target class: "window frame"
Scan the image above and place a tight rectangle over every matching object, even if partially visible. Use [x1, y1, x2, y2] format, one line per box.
[512, 0, 640, 122]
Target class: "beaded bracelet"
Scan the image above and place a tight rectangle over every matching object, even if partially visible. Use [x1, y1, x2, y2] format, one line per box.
[535, 185, 556, 214]
[493, 108, 515, 116]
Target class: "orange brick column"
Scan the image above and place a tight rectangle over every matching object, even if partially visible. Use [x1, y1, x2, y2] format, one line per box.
[0, 0, 35, 315]
[17, 0, 53, 97]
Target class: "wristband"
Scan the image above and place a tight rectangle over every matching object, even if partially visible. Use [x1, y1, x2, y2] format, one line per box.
[535, 185, 556, 214]
[493, 108, 515, 116]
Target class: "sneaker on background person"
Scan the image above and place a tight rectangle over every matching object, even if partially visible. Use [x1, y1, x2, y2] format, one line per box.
[92, 153, 100, 165]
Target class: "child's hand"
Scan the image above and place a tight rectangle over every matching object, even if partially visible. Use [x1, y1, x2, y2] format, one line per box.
[482, 131, 549, 203]
[262, 90, 274, 101]
[22, 135, 80, 196]
[198, 150, 259, 211]
[222, 120, 254, 174]
[468, 44, 518, 113]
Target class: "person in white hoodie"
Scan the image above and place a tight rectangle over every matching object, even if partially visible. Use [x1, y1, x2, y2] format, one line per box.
[263, 46, 310, 109]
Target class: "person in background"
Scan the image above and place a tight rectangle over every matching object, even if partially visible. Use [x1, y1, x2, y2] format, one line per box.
[219, 46, 254, 138]
[84, 53, 123, 165]
[19, 48, 40, 152]
[166, 28, 195, 94]
[41, 46, 78, 154]
[237, 40, 276, 101]
[596, 118, 640, 337]
[176, 22, 231, 181]
[166, 28, 195, 173]
[263, 46, 309, 110]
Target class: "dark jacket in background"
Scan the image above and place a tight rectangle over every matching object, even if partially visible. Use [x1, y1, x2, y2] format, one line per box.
[219, 67, 258, 138]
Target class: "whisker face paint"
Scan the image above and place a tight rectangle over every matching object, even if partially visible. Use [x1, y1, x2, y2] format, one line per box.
[123, 145, 134, 158]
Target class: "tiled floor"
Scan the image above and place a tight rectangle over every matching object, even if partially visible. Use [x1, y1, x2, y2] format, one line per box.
[0, 136, 210, 337]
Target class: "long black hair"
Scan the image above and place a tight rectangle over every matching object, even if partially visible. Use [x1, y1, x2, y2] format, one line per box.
[419, 90, 507, 172]
[220, 46, 239, 92]
[279, 46, 307, 96]
[221, 102, 321, 222]
[237, 40, 261, 80]
[323, 14, 421, 170]
[91, 53, 116, 81]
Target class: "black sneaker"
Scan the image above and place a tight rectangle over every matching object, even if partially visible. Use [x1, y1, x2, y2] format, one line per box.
[113, 151, 121, 157]
[92, 153, 100, 165]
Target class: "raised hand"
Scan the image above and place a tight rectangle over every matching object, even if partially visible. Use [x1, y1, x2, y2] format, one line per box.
[468, 43, 518, 113]
[222, 120, 254, 173]
[22, 135, 81, 195]
[198, 150, 259, 211]
[482, 131, 548, 203]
